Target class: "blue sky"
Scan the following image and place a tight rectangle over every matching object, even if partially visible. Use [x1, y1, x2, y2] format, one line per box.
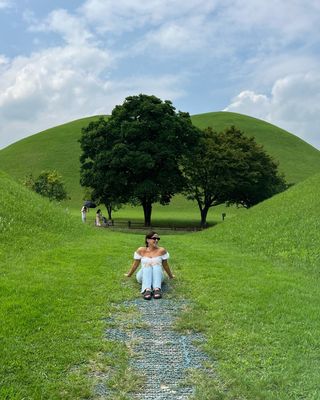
[0, 0, 320, 149]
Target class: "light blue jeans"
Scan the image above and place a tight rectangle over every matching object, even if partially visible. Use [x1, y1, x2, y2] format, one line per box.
[136, 265, 164, 293]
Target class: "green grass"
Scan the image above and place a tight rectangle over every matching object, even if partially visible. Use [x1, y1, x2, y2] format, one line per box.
[1, 110, 320, 399]
[0, 116, 103, 207]
[1, 111, 319, 214]
[213, 173, 320, 270]
[0, 171, 142, 399]
[180, 249, 320, 400]
[1, 170, 320, 399]
[174, 173, 320, 399]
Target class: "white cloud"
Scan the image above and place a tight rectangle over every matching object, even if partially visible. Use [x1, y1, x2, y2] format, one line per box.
[80, 0, 217, 33]
[134, 14, 212, 55]
[78, 0, 221, 57]
[0, 42, 184, 148]
[76, 0, 320, 68]
[1, 0, 320, 150]
[145, 23, 194, 51]
[0, 2, 190, 149]
[224, 91, 271, 120]
[0, 0, 12, 10]
[0, 54, 9, 65]
[225, 73, 320, 149]
[0, 44, 111, 146]
[218, 0, 320, 44]
[28, 9, 94, 46]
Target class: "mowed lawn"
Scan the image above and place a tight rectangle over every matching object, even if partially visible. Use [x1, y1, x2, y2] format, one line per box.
[1, 171, 320, 399]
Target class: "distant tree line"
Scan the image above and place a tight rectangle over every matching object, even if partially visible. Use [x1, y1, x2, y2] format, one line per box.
[79, 94, 287, 227]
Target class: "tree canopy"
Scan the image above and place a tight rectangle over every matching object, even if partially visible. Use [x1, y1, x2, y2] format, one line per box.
[24, 170, 69, 202]
[79, 94, 201, 225]
[182, 126, 288, 226]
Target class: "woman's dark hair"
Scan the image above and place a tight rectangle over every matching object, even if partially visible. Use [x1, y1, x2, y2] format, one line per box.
[145, 231, 159, 247]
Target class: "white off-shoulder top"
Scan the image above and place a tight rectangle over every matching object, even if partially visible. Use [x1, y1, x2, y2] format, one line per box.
[134, 251, 170, 268]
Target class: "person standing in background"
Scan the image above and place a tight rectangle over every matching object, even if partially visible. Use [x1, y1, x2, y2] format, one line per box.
[95, 209, 102, 226]
[81, 205, 88, 223]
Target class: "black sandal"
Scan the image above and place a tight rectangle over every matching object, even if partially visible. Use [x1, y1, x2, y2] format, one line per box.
[143, 289, 152, 300]
[153, 288, 162, 299]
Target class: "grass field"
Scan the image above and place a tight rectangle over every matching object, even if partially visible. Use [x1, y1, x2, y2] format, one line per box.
[73, 195, 246, 230]
[1, 169, 320, 399]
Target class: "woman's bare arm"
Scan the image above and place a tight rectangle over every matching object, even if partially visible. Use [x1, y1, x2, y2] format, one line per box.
[125, 259, 140, 277]
[162, 260, 175, 279]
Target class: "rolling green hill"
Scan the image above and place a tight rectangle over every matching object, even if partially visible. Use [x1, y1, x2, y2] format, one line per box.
[176, 172, 320, 398]
[1, 112, 319, 213]
[0, 116, 103, 206]
[191, 111, 320, 184]
[0, 170, 137, 398]
[205, 170, 320, 273]
[205, 171, 320, 269]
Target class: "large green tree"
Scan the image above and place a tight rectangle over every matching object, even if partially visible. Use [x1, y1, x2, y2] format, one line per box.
[79, 94, 200, 226]
[182, 126, 287, 227]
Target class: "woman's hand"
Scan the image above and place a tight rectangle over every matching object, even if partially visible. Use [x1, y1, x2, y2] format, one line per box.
[124, 273, 131, 277]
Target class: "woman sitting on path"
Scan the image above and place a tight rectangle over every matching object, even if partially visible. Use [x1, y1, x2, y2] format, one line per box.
[125, 231, 175, 300]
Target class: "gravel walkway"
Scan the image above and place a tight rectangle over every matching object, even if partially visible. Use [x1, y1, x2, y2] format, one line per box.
[98, 296, 211, 399]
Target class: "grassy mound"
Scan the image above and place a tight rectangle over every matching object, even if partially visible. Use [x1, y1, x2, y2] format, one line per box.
[208, 172, 320, 270]
[0, 170, 76, 254]
[0, 171, 141, 398]
[192, 111, 320, 184]
[175, 173, 320, 399]
[1, 112, 319, 213]
[0, 116, 102, 207]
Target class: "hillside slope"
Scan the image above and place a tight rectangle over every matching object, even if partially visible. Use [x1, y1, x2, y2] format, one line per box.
[202, 171, 320, 269]
[0, 116, 102, 205]
[191, 111, 320, 184]
[0, 170, 137, 398]
[176, 172, 320, 399]
[0, 170, 80, 255]
[1, 112, 319, 209]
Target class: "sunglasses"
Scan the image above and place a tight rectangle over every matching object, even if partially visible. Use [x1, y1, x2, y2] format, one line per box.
[151, 237, 160, 241]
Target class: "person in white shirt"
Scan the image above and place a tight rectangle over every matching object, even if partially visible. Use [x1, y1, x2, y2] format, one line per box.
[81, 205, 88, 223]
[95, 209, 102, 226]
[125, 231, 175, 300]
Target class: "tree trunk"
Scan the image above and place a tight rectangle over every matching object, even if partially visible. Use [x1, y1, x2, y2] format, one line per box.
[106, 204, 112, 220]
[195, 196, 209, 228]
[200, 206, 210, 228]
[142, 199, 152, 227]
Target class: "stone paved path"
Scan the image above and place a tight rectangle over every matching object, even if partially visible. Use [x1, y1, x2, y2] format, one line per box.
[102, 297, 211, 399]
